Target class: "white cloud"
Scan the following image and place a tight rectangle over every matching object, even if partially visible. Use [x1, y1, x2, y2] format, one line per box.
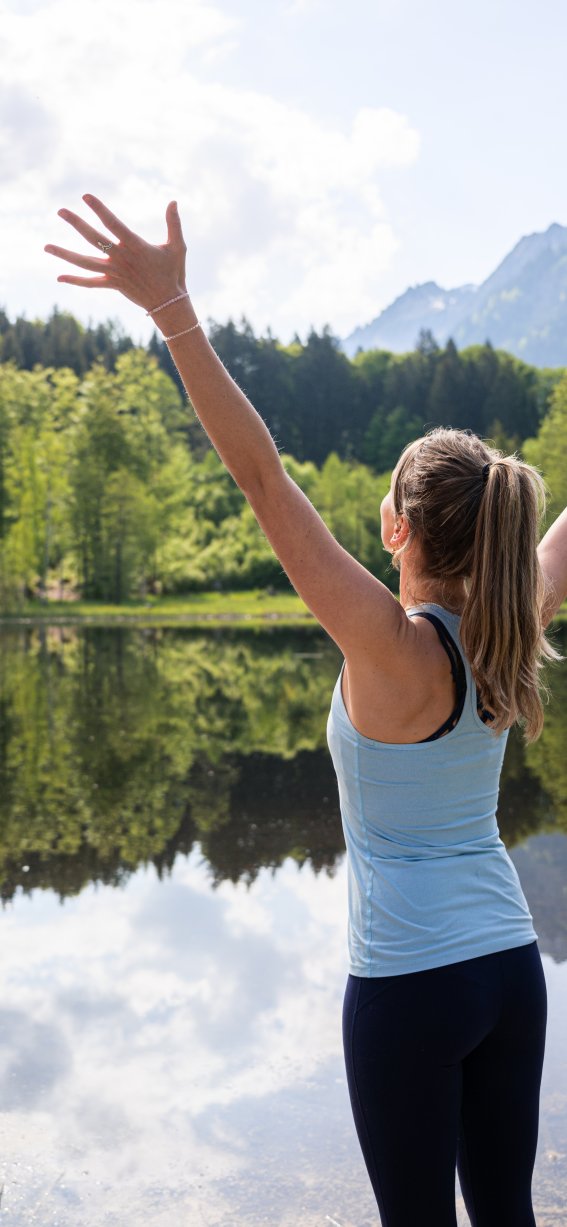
[0, 83, 57, 179]
[284, 0, 321, 13]
[0, 0, 420, 341]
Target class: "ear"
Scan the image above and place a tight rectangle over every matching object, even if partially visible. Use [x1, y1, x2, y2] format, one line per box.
[390, 514, 410, 549]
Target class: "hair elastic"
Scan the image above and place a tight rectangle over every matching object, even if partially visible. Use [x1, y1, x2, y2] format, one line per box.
[482, 463, 491, 485]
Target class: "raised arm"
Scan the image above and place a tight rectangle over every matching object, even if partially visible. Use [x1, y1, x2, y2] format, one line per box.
[45, 196, 405, 658]
[538, 506, 567, 626]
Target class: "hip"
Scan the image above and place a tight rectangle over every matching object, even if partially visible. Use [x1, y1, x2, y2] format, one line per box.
[343, 939, 547, 1064]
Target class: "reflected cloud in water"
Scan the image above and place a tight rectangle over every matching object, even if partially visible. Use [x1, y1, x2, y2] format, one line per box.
[0, 847, 566, 1225]
[0, 854, 360, 1224]
[0, 1008, 71, 1111]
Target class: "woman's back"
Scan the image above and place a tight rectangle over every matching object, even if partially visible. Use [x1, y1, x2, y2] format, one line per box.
[327, 602, 537, 977]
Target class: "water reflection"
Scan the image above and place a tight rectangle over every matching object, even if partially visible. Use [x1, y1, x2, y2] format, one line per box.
[0, 625, 566, 1224]
[0, 627, 341, 900]
[1, 625, 566, 902]
[1, 853, 566, 1225]
[0, 855, 359, 1225]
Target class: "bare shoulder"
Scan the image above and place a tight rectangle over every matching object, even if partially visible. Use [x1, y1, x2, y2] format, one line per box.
[342, 612, 459, 744]
[346, 607, 449, 684]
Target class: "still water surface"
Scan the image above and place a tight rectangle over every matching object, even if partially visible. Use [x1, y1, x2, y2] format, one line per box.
[0, 625, 566, 1226]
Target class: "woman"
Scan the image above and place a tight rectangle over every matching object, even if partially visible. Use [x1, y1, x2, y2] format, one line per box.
[46, 198, 567, 1227]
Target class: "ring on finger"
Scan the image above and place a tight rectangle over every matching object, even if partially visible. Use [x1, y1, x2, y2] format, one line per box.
[97, 239, 114, 253]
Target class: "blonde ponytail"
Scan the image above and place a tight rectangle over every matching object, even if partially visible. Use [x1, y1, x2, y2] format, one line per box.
[392, 428, 560, 741]
[460, 458, 557, 740]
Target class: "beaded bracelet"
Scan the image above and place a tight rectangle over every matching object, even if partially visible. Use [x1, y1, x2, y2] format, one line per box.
[163, 321, 202, 342]
[146, 291, 190, 316]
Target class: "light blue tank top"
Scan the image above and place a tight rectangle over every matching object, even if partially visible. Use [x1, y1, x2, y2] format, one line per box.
[326, 602, 537, 977]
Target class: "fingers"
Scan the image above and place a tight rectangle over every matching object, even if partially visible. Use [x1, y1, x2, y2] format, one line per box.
[46, 196, 185, 303]
[82, 194, 133, 241]
[45, 243, 109, 272]
[57, 207, 115, 252]
[57, 275, 111, 288]
[165, 200, 186, 249]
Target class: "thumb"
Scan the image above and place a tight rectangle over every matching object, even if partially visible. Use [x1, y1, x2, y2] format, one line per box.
[165, 200, 185, 247]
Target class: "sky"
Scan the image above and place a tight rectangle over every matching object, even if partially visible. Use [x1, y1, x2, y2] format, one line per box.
[2, 0, 567, 345]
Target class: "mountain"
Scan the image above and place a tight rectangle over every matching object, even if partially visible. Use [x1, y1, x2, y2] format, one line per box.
[342, 281, 477, 356]
[342, 222, 567, 367]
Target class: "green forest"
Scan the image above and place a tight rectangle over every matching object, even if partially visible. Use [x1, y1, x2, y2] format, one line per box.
[1, 308, 566, 605]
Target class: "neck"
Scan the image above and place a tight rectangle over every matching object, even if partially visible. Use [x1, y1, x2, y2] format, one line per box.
[399, 564, 467, 615]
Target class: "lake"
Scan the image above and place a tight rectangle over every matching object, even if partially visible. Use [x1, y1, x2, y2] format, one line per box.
[0, 624, 566, 1226]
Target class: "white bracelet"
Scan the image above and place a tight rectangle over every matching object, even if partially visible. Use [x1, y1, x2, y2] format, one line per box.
[146, 291, 190, 316]
[163, 321, 202, 342]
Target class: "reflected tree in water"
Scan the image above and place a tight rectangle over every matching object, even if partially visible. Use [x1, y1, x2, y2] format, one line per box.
[0, 625, 566, 904]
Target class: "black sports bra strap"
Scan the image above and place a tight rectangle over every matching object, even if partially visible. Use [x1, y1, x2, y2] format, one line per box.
[410, 611, 461, 684]
[408, 611, 467, 741]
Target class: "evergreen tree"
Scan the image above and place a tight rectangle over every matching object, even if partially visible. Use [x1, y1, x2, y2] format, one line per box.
[285, 327, 363, 464]
[427, 339, 468, 429]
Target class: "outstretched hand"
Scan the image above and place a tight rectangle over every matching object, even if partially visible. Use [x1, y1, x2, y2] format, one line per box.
[45, 195, 188, 313]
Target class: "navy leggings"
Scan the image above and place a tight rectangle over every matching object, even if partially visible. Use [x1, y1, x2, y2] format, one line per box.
[343, 941, 547, 1227]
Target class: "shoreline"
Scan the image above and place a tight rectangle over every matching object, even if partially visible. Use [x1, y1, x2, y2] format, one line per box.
[1, 591, 565, 629]
[0, 590, 317, 629]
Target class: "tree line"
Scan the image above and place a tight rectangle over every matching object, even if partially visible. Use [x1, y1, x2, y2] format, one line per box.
[3, 307, 565, 462]
[0, 309, 566, 604]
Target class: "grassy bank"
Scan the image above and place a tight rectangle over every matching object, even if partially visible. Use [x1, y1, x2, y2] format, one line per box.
[1, 591, 565, 629]
[0, 590, 316, 629]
